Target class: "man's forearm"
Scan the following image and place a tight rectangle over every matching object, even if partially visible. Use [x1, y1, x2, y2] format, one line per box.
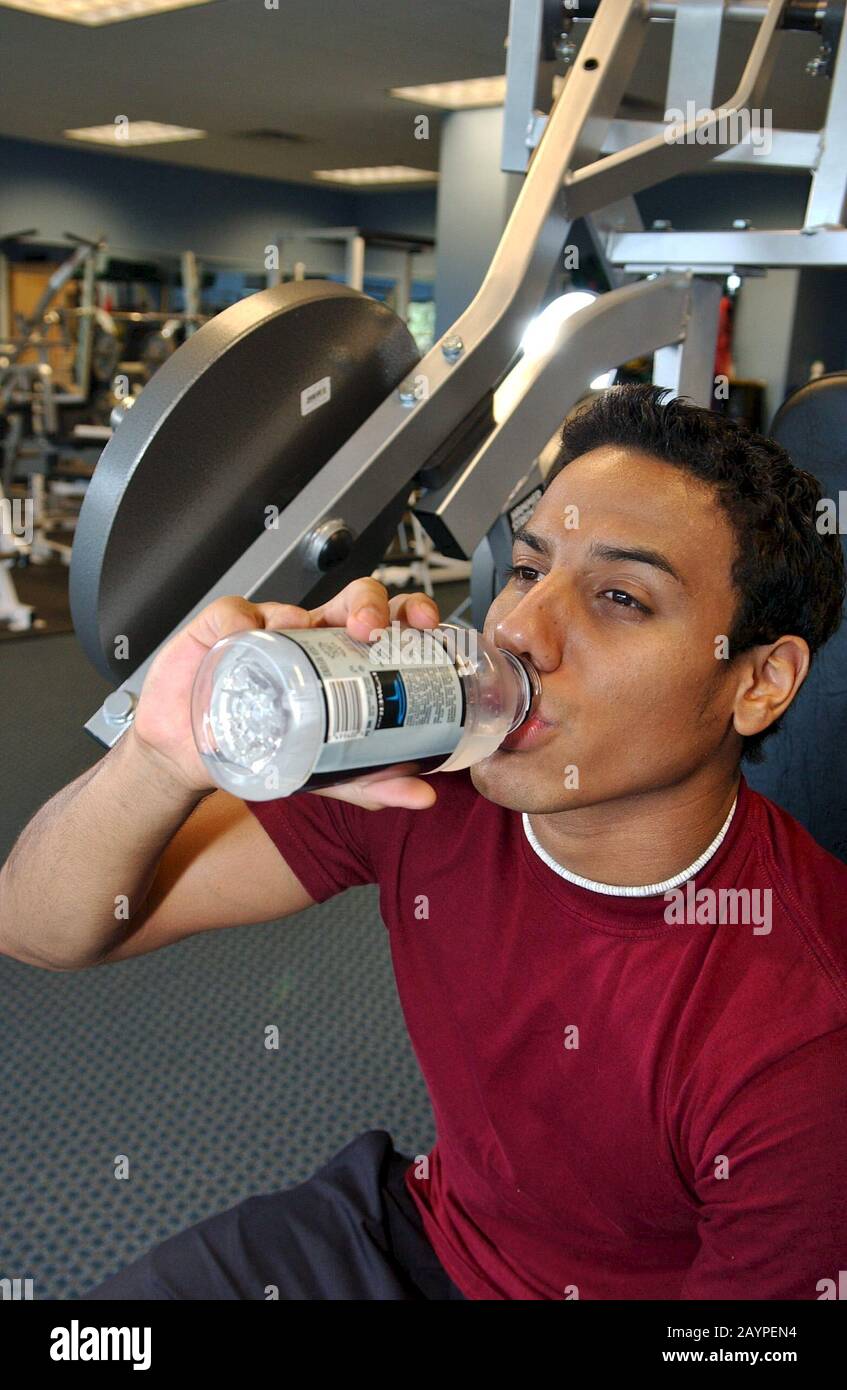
[0, 726, 208, 970]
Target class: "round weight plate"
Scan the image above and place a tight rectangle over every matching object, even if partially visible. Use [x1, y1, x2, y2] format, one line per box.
[70, 280, 420, 681]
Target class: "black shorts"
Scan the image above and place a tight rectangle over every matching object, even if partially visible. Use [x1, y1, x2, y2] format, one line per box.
[77, 1129, 468, 1301]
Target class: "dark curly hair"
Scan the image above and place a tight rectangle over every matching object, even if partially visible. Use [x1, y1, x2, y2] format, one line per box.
[545, 384, 846, 762]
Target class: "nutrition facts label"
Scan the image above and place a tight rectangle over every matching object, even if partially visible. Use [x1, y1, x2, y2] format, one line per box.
[397, 664, 459, 726]
[282, 627, 466, 771]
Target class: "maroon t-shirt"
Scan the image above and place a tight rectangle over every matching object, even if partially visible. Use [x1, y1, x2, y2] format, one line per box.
[248, 770, 847, 1300]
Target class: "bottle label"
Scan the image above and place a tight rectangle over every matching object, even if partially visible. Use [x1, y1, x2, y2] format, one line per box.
[283, 628, 467, 774]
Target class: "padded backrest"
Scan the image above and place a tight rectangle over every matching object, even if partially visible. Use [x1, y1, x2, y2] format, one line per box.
[743, 372, 847, 862]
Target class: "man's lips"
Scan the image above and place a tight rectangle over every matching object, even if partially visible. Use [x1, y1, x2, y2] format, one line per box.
[488, 642, 557, 750]
[498, 712, 557, 752]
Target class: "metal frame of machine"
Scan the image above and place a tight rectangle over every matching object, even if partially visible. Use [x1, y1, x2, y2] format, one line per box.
[268, 226, 435, 325]
[0, 241, 212, 624]
[81, 0, 847, 746]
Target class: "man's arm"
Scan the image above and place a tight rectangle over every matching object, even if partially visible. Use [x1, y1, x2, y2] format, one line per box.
[0, 583, 443, 973]
[0, 724, 315, 972]
[678, 1025, 847, 1300]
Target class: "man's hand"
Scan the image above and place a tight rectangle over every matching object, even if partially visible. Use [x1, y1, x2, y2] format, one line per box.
[131, 579, 443, 810]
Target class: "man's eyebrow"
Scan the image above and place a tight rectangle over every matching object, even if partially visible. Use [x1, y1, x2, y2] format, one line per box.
[587, 540, 683, 585]
[511, 528, 684, 586]
[511, 526, 552, 557]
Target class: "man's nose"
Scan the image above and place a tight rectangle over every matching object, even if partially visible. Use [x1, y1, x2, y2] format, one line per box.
[491, 592, 563, 673]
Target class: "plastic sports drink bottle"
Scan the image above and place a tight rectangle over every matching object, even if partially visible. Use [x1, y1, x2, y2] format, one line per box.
[190, 622, 542, 800]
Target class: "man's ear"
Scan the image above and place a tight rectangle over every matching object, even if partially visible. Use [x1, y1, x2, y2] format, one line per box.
[732, 636, 811, 741]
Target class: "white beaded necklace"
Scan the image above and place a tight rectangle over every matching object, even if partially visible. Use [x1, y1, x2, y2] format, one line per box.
[522, 795, 738, 897]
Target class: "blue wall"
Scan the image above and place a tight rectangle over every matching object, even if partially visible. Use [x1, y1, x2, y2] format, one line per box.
[2, 133, 836, 401]
[0, 135, 438, 281]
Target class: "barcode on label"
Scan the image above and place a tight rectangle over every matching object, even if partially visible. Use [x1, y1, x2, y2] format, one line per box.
[325, 676, 370, 742]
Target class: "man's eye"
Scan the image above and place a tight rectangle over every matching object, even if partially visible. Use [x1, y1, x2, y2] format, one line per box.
[601, 589, 651, 614]
[504, 564, 541, 585]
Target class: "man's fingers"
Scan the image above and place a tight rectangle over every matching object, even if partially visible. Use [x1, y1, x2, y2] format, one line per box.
[253, 601, 312, 629]
[306, 579, 440, 641]
[387, 591, 441, 627]
[314, 774, 438, 811]
[259, 583, 443, 643]
[181, 596, 271, 650]
[181, 582, 442, 657]
[363, 779, 438, 809]
[308, 578, 390, 636]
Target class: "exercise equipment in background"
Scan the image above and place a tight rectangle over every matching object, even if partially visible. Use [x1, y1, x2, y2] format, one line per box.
[68, 1, 847, 864]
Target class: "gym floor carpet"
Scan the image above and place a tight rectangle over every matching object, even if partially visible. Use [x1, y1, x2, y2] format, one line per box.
[0, 587, 466, 1299]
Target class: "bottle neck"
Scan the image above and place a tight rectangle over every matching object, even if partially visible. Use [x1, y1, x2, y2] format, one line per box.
[501, 651, 542, 733]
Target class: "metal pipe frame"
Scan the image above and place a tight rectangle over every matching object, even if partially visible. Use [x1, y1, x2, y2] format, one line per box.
[805, 1, 847, 226]
[665, 0, 724, 112]
[180, 250, 201, 338]
[413, 273, 721, 560]
[0, 253, 10, 343]
[598, 120, 819, 171]
[561, 0, 783, 219]
[1, 237, 105, 411]
[72, 245, 98, 399]
[502, 0, 824, 175]
[272, 228, 429, 303]
[546, 1, 826, 22]
[501, 0, 547, 176]
[608, 227, 847, 269]
[84, 0, 791, 746]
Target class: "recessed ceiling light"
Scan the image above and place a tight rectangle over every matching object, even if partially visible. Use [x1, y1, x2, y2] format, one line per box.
[64, 121, 206, 145]
[390, 73, 568, 109]
[390, 76, 508, 109]
[0, 0, 213, 24]
[312, 166, 438, 186]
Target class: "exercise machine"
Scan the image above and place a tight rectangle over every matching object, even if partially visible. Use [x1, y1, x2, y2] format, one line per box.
[0, 241, 216, 628]
[71, 0, 847, 867]
[0, 231, 104, 415]
[0, 232, 107, 625]
[269, 227, 435, 329]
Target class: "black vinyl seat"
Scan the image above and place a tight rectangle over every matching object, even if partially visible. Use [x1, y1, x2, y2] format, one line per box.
[744, 372, 847, 863]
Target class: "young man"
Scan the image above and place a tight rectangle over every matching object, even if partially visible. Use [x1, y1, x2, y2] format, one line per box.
[2, 385, 846, 1300]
